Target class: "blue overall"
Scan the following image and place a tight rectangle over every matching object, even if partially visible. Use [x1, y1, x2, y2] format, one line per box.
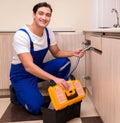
[10, 28, 71, 115]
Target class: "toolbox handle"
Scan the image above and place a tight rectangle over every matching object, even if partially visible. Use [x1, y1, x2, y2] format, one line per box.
[65, 89, 78, 100]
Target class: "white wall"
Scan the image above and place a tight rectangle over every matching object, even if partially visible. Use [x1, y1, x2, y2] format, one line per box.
[0, 0, 93, 31]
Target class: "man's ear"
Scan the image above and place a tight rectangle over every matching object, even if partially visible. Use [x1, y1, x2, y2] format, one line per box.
[32, 13, 35, 19]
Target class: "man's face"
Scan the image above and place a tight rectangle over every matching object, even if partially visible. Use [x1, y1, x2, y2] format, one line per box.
[33, 7, 52, 28]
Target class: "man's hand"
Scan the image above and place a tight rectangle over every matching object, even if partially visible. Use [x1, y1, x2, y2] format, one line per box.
[73, 48, 85, 58]
[53, 78, 70, 90]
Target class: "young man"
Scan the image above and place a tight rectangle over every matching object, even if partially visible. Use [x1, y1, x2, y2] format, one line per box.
[10, 2, 84, 115]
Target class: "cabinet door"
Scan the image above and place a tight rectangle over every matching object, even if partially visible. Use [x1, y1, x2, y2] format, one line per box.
[85, 35, 102, 96]
[91, 37, 114, 123]
[85, 50, 92, 95]
[0, 33, 14, 89]
[91, 49, 103, 109]
[93, 37, 120, 123]
[112, 38, 120, 123]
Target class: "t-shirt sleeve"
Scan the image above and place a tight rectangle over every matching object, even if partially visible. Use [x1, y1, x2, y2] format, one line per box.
[13, 31, 30, 55]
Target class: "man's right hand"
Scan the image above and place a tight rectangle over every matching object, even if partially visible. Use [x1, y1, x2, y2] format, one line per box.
[53, 78, 70, 90]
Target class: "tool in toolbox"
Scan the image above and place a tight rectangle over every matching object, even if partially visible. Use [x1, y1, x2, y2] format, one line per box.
[48, 46, 91, 110]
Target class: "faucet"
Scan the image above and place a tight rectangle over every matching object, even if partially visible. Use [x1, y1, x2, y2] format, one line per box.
[111, 8, 120, 28]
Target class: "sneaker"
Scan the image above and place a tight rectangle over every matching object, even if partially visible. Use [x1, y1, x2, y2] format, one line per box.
[9, 85, 18, 104]
[49, 80, 56, 86]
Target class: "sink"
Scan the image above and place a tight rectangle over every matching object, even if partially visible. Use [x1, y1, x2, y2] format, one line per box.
[98, 27, 120, 32]
[83, 27, 120, 33]
[99, 27, 120, 29]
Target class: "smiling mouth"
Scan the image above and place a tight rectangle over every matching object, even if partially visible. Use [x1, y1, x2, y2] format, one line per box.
[40, 20, 48, 25]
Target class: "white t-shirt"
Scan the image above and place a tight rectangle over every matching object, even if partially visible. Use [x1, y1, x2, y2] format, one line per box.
[12, 25, 56, 64]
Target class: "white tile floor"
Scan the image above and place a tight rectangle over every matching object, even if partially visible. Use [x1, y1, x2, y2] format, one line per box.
[0, 98, 10, 119]
[0, 93, 99, 123]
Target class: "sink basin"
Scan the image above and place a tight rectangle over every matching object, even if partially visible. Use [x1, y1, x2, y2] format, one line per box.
[83, 27, 120, 33]
[98, 27, 120, 32]
[99, 27, 120, 29]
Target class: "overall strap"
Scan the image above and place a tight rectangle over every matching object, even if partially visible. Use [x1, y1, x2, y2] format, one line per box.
[19, 28, 34, 52]
[45, 28, 50, 47]
[19, 28, 50, 51]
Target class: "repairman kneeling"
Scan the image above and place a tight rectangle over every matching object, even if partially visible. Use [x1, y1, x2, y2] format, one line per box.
[9, 2, 85, 115]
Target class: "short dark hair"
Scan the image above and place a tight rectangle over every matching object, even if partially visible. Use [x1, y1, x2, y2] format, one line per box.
[33, 2, 53, 14]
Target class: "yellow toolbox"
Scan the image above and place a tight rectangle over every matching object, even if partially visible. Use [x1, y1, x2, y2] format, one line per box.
[48, 79, 86, 110]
